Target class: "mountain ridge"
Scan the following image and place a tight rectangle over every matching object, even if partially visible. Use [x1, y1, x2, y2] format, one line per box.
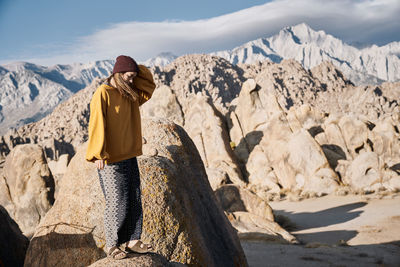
[211, 23, 400, 85]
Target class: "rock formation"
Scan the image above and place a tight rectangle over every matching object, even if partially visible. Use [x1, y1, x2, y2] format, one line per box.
[24, 118, 248, 267]
[1, 55, 400, 199]
[226, 59, 400, 197]
[88, 253, 171, 267]
[214, 184, 297, 243]
[152, 54, 244, 115]
[0, 144, 54, 237]
[180, 93, 246, 188]
[1, 53, 399, 267]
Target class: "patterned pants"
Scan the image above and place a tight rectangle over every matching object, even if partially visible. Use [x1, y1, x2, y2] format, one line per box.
[97, 157, 143, 248]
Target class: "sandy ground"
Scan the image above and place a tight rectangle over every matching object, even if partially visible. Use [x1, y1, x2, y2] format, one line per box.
[240, 194, 400, 267]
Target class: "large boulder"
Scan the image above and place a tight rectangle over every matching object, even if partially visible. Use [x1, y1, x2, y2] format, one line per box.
[337, 115, 369, 158]
[343, 152, 382, 191]
[286, 129, 340, 194]
[214, 185, 297, 244]
[226, 211, 297, 243]
[369, 116, 400, 165]
[259, 116, 339, 194]
[88, 253, 170, 267]
[229, 78, 340, 195]
[47, 153, 70, 198]
[229, 79, 270, 144]
[140, 85, 184, 126]
[245, 145, 280, 194]
[0, 144, 55, 237]
[0, 205, 29, 267]
[24, 118, 248, 267]
[228, 79, 272, 163]
[183, 93, 246, 187]
[214, 184, 274, 221]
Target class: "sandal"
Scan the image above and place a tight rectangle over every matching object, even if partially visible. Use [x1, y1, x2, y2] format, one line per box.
[125, 240, 153, 254]
[107, 246, 128, 260]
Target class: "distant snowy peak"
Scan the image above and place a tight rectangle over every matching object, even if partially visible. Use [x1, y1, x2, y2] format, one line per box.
[281, 23, 341, 47]
[3, 61, 47, 74]
[212, 38, 281, 65]
[212, 23, 400, 85]
[143, 52, 178, 67]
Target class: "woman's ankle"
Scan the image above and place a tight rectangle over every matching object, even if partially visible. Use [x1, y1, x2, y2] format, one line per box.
[127, 240, 139, 247]
[107, 245, 118, 253]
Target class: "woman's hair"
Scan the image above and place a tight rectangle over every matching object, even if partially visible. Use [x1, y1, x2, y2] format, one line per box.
[107, 72, 139, 102]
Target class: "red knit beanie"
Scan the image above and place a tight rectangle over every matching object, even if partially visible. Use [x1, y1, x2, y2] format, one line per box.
[112, 55, 139, 74]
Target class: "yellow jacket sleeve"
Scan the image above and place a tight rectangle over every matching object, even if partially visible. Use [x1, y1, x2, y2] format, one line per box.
[85, 87, 110, 163]
[133, 65, 156, 106]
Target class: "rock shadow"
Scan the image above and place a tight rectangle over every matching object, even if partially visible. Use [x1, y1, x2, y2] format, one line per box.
[25, 222, 106, 267]
[154, 67, 176, 87]
[321, 144, 347, 171]
[0, 206, 29, 267]
[240, 239, 400, 266]
[274, 202, 367, 231]
[235, 130, 264, 179]
[294, 230, 358, 245]
[214, 185, 246, 212]
[307, 125, 324, 138]
[389, 163, 400, 175]
[43, 138, 75, 162]
[0, 136, 10, 156]
[235, 131, 264, 161]
[210, 64, 244, 104]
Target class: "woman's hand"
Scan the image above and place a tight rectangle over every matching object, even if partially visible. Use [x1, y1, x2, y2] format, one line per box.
[95, 159, 105, 170]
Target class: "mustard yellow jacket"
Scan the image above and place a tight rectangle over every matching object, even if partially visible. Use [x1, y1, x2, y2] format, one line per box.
[85, 65, 156, 164]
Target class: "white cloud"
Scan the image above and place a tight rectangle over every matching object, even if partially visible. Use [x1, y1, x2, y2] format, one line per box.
[12, 0, 400, 66]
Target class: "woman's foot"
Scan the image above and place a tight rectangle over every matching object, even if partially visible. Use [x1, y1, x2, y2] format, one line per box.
[107, 246, 128, 260]
[125, 240, 153, 254]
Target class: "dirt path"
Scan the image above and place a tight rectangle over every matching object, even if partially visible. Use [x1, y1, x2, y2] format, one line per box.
[240, 194, 400, 267]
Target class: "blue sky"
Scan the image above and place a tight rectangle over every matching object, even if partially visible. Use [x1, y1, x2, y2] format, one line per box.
[1, 0, 399, 66]
[0, 0, 270, 64]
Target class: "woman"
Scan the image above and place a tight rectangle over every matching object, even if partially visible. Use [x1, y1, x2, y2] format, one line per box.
[85, 55, 156, 260]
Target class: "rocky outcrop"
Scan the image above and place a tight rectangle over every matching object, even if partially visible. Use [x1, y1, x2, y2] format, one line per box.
[47, 153, 70, 198]
[223, 58, 400, 197]
[0, 205, 29, 267]
[88, 253, 170, 267]
[214, 184, 297, 244]
[1, 55, 400, 198]
[215, 184, 274, 221]
[152, 54, 245, 115]
[229, 78, 340, 196]
[141, 85, 184, 126]
[227, 211, 297, 243]
[24, 118, 248, 267]
[0, 144, 54, 237]
[182, 93, 246, 188]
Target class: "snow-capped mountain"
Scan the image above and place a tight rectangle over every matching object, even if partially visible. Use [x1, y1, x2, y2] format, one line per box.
[0, 60, 114, 134]
[143, 52, 178, 67]
[211, 23, 400, 85]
